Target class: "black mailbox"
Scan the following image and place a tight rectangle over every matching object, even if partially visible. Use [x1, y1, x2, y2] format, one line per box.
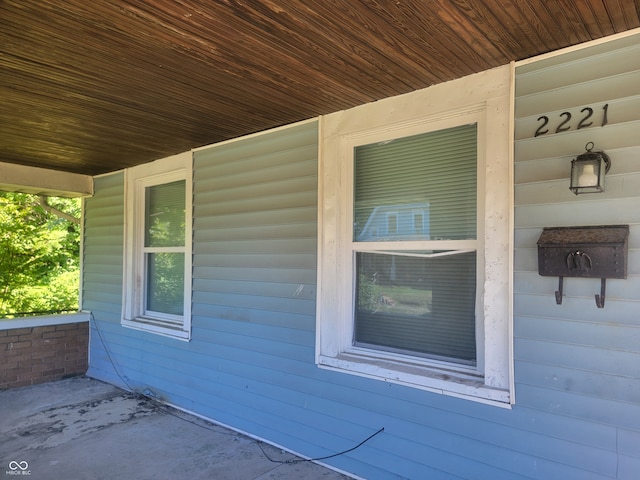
[537, 225, 629, 308]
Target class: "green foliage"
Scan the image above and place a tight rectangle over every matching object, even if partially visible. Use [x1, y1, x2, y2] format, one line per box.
[0, 192, 80, 317]
[147, 253, 184, 315]
[357, 273, 379, 313]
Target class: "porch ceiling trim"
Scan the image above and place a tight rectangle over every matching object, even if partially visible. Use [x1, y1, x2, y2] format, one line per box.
[0, 161, 93, 198]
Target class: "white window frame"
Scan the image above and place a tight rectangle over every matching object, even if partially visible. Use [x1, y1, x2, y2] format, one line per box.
[122, 152, 192, 340]
[316, 66, 513, 406]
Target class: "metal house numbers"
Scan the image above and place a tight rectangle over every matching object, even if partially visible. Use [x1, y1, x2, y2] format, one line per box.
[535, 103, 609, 137]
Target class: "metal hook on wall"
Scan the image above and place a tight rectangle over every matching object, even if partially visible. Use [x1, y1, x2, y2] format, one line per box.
[595, 278, 606, 308]
[555, 276, 564, 305]
[556, 276, 607, 307]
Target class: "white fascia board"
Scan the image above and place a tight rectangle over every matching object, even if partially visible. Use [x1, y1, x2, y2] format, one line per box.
[0, 162, 93, 198]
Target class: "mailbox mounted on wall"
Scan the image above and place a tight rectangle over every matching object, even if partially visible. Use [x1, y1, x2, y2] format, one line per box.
[537, 225, 629, 308]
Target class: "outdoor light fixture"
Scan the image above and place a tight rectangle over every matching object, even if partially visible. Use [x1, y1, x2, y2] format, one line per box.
[570, 142, 611, 194]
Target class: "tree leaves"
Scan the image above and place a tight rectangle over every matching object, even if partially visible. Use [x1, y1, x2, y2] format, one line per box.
[0, 192, 80, 317]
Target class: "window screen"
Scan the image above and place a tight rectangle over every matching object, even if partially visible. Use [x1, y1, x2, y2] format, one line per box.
[144, 180, 186, 317]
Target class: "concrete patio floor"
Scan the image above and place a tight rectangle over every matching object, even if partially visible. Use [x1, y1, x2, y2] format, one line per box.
[1, 377, 352, 480]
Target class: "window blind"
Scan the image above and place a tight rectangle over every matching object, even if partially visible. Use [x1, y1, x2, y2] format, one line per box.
[353, 124, 478, 364]
[354, 124, 477, 241]
[355, 251, 477, 363]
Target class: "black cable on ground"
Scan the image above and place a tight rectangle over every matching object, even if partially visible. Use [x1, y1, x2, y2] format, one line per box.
[257, 427, 385, 465]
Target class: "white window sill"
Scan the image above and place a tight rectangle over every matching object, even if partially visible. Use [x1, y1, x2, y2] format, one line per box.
[318, 350, 511, 407]
[122, 317, 190, 341]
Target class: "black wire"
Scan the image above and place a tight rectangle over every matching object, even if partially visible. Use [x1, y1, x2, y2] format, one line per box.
[258, 427, 385, 465]
[91, 314, 237, 434]
[90, 312, 134, 391]
[91, 313, 385, 465]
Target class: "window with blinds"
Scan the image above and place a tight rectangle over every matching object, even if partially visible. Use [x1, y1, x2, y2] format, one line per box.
[352, 124, 478, 365]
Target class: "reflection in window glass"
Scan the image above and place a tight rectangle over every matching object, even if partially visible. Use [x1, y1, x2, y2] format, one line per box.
[145, 181, 186, 248]
[354, 251, 476, 365]
[354, 125, 477, 242]
[143, 180, 186, 318]
[146, 253, 185, 316]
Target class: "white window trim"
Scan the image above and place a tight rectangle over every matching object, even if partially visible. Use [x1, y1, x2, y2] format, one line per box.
[122, 152, 193, 340]
[316, 66, 513, 406]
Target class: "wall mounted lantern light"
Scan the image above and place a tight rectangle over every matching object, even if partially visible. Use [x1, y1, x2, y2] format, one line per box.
[570, 142, 611, 194]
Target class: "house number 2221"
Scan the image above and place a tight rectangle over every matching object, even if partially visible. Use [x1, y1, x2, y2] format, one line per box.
[535, 103, 609, 137]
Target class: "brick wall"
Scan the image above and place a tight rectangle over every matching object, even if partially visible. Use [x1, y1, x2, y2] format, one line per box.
[0, 321, 89, 390]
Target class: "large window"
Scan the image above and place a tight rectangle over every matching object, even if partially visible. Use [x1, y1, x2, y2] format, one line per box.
[353, 125, 478, 365]
[122, 153, 192, 340]
[316, 67, 513, 405]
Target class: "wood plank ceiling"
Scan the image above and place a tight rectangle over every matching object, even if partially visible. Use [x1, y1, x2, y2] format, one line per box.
[1, 0, 639, 176]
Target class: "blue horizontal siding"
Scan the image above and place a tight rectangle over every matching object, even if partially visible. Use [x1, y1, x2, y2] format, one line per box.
[191, 307, 315, 331]
[93, 314, 621, 476]
[193, 265, 316, 283]
[515, 384, 640, 432]
[516, 361, 640, 404]
[515, 271, 640, 300]
[82, 172, 126, 388]
[192, 291, 315, 316]
[514, 293, 640, 325]
[515, 338, 640, 378]
[90, 317, 619, 479]
[515, 315, 640, 353]
[513, 34, 640, 480]
[619, 429, 640, 479]
[191, 324, 315, 363]
[82, 37, 640, 478]
[94, 318, 615, 478]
